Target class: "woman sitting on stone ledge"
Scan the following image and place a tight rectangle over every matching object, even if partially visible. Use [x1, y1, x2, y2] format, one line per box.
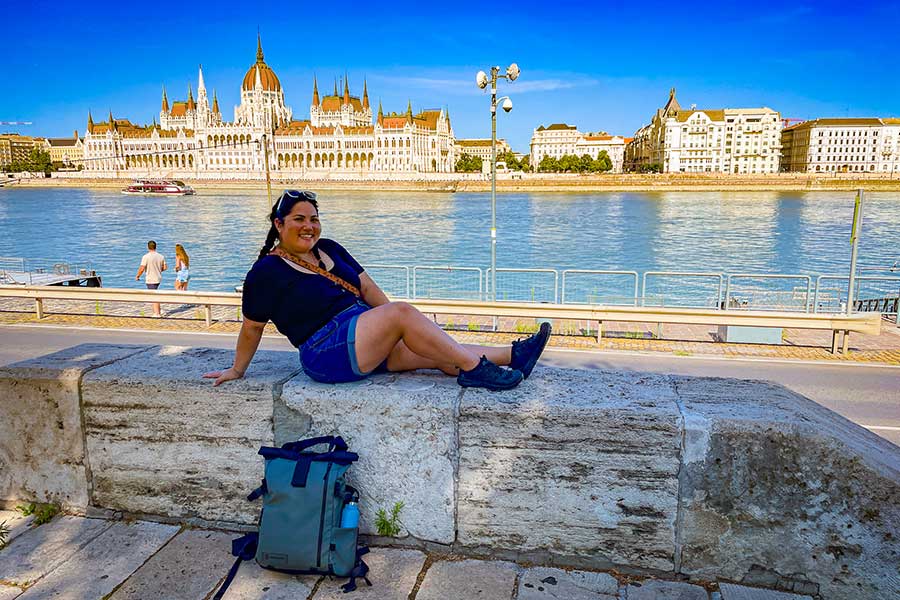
[203, 189, 551, 391]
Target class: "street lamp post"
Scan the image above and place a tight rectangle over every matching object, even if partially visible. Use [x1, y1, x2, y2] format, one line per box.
[476, 63, 519, 306]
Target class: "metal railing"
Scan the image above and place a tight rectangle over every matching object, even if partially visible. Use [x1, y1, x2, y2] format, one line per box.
[486, 268, 559, 303]
[411, 266, 483, 300]
[560, 270, 639, 305]
[0, 284, 881, 354]
[813, 275, 900, 319]
[724, 274, 812, 313]
[363, 265, 410, 299]
[641, 272, 724, 309]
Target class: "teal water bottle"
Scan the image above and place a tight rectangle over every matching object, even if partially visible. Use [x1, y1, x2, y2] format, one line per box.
[340, 501, 359, 528]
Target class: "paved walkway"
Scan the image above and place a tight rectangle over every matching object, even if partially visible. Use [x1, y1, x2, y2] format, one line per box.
[0, 512, 814, 600]
[2, 298, 899, 366]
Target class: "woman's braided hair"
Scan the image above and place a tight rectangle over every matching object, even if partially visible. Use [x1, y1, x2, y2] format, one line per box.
[256, 191, 319, 262]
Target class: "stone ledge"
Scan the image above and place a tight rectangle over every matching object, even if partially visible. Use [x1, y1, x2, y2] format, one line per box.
[0, 344, 152, 508]
[0, 344, 897, 599]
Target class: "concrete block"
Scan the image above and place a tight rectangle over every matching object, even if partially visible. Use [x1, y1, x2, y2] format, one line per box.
[416, 559, 517, 600]
[313, 548, 425, 600]
[517, 567, 619, 599]
[108, 528, 234, 599]
[0, 344, 150, 508]
[0, 516, 111, 586]
[718, 583, 812, 600]
[280, 371, 458, 543]
[674, 376, 900, 600]
[82, 346, 300, 524]
[218, 561, 319, 599]
[458, 368, 681, 571]
[15, 520, 178, 600]
[0, 511, 34, 546]
[626, 580, 708, 600]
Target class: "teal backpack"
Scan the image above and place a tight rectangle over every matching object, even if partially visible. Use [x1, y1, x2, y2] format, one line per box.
[213, 436, 370, 597]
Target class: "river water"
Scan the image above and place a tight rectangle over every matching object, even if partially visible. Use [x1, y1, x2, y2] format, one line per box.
[1, 187, 898, 307]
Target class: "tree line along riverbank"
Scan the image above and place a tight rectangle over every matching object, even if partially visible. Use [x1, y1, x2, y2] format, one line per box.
[6, 173, 900, 193]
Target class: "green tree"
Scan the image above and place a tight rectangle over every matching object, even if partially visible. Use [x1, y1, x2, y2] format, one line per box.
[579, 153, 593, 173]
[455, 153, 483, 173]
[519, 155, 530, 171]
[497, 150, 520, 171]
[27, 148, 53, 174]
[558, 154, 578, 173]
[592, 150, 613, 173]
[538, 155, 558, 173]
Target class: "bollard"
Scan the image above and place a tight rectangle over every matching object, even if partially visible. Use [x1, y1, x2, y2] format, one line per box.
[204, 304, 212, 327]
[34, 297, 43, 319]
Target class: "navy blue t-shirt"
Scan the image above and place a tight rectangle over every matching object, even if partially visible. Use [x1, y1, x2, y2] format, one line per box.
[241, 238, 365, 347]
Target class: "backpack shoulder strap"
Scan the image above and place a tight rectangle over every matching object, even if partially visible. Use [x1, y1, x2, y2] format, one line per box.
[341, 547, 372, 593]
[212, 533, 258, 600]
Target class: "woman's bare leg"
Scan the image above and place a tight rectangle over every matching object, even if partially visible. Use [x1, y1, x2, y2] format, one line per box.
[383, 340, 511, 375]
[354, 302, 482, 373]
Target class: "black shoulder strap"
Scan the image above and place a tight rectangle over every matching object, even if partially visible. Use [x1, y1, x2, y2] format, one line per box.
[341, 547, 371, 593]
[212, 533, 258, 600]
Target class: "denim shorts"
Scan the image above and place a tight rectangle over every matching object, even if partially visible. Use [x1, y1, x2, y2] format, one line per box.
[300, 300, 389, 384]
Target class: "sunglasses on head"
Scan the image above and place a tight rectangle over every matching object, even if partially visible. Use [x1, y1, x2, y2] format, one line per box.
[275, 189, 317, 215]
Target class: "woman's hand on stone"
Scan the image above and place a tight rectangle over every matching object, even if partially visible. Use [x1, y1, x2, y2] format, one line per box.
[203, 367, 243, 387]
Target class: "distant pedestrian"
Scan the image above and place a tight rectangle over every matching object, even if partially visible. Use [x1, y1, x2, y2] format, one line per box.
[174, 244, 191, 291]
[135, 240, 167, 317]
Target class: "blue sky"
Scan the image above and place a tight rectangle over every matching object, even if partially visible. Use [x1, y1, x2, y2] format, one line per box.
[5, 0, 898, 152]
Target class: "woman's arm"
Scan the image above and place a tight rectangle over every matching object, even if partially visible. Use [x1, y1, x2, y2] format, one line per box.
[359, 272, 390, 307]
[202, 316, 267, 386]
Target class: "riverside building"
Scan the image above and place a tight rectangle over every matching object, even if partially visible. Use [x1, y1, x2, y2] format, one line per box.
[0, 134, 45, 168]
[455, 138, 512, 162]
[43, 131, 84, 167]
[81, 35, 456, 179]
[780, 118, 900, 174]
[529, 124, 627, 172]
[626, 89, 782, 174]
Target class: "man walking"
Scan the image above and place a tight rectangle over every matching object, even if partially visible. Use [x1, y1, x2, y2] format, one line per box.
[136, 240, 167, 317]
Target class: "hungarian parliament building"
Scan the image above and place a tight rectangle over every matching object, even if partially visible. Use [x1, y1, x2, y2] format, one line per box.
[81, 36, 457, 178]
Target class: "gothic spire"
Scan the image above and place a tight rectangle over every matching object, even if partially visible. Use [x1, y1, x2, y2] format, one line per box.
[256, 31, 265, 63]
[108, 108, 116, 131]
[333, 78, 338, 97]
[343, 73, 350, 106]
[212, 89, 219, 114]
[406, 99, 413, 124]
[87, 110, 94, 134]
[377, 100, 383, 125]
[362, 78, 369, 110]
[198, 64, 205, 93]
[187, 84, 195, 110]
[161, 86, 169, 113]
[312, 75, 320, 106]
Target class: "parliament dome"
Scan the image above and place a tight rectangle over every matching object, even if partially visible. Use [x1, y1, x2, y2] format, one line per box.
[242, 35, 281, 92]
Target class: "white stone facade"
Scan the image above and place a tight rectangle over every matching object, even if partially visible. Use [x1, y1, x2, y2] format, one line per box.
[81, 36, 456, 178]
[529, 124, 580, 164]
[455, 138, 511, 162]
[781, 118, 900, 174]
[529, 124, 627, 172]
[626, 89, 782, 174]
[575, 135, 628, 172]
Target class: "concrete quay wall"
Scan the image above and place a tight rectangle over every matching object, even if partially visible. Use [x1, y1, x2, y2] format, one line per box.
[1, 344, 897, 598]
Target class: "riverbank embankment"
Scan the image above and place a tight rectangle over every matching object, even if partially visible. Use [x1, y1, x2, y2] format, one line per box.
[7, 173, 900, 193]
